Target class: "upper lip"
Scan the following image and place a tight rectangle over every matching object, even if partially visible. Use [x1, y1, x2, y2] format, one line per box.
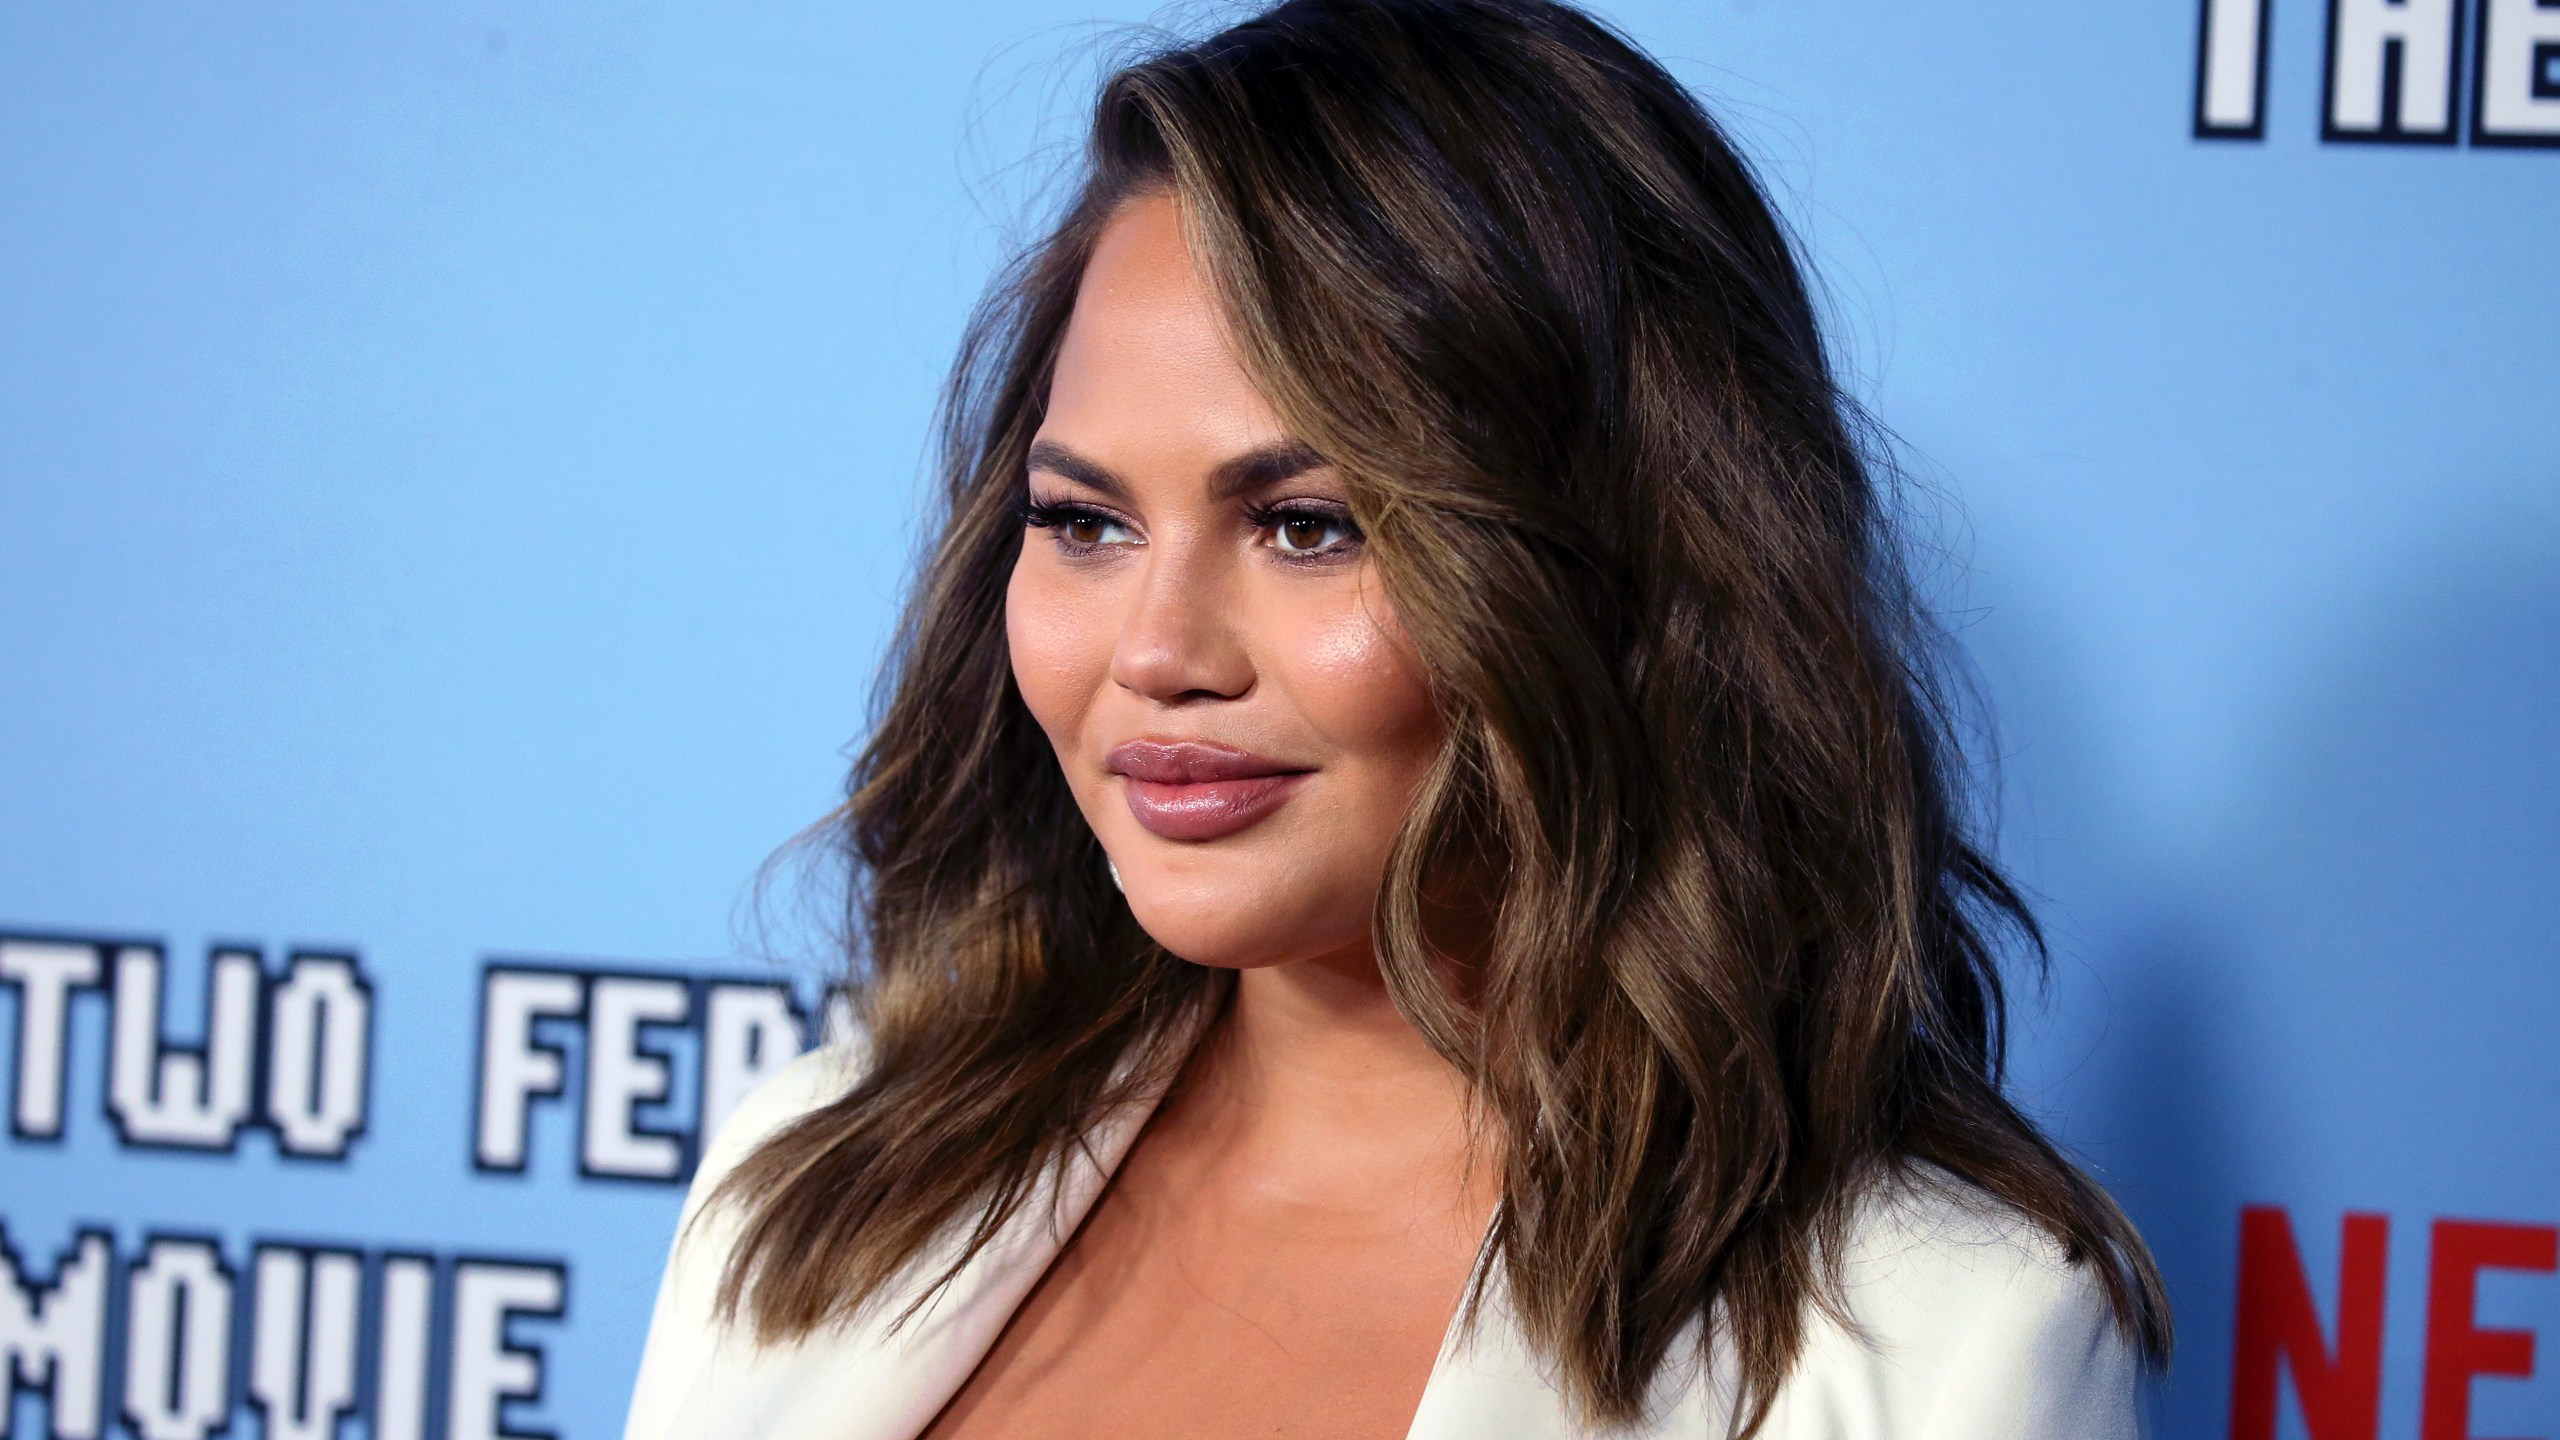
[1103, 740, 1309, 784]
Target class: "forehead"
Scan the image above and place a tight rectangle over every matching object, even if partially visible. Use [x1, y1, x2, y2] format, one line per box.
[1043, 192, 1287, 453]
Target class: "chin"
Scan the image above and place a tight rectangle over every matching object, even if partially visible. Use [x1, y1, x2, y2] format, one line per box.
[1115, 853, 1372, 971]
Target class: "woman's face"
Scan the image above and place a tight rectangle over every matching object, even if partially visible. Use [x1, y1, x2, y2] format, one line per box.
[1006, 191, 1441, 972]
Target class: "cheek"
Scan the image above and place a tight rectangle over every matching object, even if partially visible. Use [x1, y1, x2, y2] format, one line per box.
[1288, 579, 1442, 798]
[1005, 551, 1112, 756]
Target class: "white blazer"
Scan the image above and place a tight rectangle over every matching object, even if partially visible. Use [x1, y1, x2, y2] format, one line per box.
[625, 1044, 2140, 1440]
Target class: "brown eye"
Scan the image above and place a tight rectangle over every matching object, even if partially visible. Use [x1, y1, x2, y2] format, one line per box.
[1267, 509, 1358, 555]
[1068, 516, 1108, 546]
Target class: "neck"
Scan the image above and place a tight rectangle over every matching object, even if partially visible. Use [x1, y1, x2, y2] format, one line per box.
[1160, 947, 1492, 1211]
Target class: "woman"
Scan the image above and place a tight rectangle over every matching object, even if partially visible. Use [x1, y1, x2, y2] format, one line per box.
[625, 0, 2172, 1435]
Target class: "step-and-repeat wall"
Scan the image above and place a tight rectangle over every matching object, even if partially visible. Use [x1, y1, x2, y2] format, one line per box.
[2, 3, 2552, 1437]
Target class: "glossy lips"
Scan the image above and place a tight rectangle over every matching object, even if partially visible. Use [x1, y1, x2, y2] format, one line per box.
[1106, 740, 1311, 841]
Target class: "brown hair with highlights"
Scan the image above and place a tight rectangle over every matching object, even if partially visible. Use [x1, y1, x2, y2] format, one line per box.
[713, 0, 2172, 1428]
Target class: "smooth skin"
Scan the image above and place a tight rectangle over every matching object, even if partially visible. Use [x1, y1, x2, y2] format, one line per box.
[919, 192, 1497, 1440]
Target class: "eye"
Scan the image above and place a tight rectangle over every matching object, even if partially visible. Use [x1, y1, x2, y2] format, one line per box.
[1257, 503, 1361, 558]
[1065, 514, 1124, 546]
[1022, 498, 1139, 552]
[1276, 516, 1338, 551]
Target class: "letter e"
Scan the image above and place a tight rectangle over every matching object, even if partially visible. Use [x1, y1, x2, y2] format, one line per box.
[580, 975, 690, 1181]
[2474, 0, 2560, 144]
[446, 1260, 566, 1440]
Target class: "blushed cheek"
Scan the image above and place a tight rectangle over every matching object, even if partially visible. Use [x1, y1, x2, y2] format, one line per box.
[1297, 583, 1442, 792]
[1005, 557, 1104, 761]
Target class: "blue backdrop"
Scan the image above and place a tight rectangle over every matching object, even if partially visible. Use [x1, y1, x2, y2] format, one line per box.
[3, 3, 2553, 1438]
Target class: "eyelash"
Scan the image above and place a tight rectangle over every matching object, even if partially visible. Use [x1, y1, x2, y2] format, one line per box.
[1017, 495, 1365, 564]
[1017, 498, 1120, 540]
[1244, 499, 1364, 562]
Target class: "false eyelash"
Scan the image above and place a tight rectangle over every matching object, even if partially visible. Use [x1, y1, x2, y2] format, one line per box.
[1241, 497, 1364, 538]
[1017, 497, 1112, 530]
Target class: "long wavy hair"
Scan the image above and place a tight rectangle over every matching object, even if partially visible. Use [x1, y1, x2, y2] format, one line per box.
[714, 0, 2172, 1428]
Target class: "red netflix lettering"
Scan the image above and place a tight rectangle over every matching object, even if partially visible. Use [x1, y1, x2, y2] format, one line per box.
[2229, 1206, 2389, 1440]
[2420, 1218, 2558, 1440]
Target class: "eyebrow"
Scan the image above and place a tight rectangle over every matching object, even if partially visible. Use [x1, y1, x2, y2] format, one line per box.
[1025, 437, 1331, 501]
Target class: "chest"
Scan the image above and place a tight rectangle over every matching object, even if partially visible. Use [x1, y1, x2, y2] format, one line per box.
[917, 1158, 1488, 1440]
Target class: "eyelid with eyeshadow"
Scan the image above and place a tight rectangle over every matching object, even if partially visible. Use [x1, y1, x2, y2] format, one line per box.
[1244, 497, 1364, 560]
[1018, 493, 1143, 550]
[1016, 488, 1363, 563]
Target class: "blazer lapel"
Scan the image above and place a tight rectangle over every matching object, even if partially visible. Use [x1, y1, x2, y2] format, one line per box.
[661, 1081, 1171, 1440]
[1403, 1266, 1592, 1440]
[1406, 1261, 1743, 1439]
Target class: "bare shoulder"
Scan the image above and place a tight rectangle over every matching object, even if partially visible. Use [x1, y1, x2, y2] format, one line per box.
[1759, 1163, 2142, 1439]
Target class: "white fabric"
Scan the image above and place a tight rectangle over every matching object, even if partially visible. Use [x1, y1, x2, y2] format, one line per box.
[624, 1044, 2140, 1440]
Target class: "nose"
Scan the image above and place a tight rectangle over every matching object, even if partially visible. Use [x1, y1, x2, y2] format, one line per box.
[1109, 530, 1255, 704]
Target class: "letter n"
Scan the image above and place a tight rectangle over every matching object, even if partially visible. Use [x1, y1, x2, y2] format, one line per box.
[2229, 1206, 2388, 1440]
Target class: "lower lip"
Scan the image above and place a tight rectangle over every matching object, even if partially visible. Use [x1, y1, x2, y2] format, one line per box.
[1119, 773, 1308, 841]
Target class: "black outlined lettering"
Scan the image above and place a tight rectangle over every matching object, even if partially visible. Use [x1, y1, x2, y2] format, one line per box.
[121, 1235, 235, 1440]
[579, 975, 692, 1183]
[248, 1243, 363, 1440]
[0, 1221, 111, 1440]
[1, 936, 105, 1141]
[472, 960, 834, 1184]
[263, 955, 373, 1160]
[700, 980, 805, 1150]
[0, 1226, 569, 1440]
[372, 1253, 440, 1440]
[2473, 0, 2560, 142]
[107, 945, 262, 1153]
[470, 968, 584, 1173]
[444, 1259, 566, 1440]
[2199, 0, 2276, 136]
[14, 934, 382, 1159]
[2324, 0, 2466, 141]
